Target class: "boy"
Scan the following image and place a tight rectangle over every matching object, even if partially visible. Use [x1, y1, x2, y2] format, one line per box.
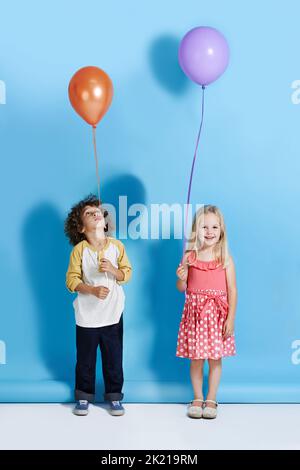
[65, 194, 132, 416]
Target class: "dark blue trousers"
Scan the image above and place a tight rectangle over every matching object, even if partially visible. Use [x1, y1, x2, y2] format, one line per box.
[75, 315, 124, 402]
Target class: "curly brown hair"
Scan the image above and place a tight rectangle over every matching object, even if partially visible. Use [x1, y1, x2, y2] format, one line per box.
[64, 194, 109, 246]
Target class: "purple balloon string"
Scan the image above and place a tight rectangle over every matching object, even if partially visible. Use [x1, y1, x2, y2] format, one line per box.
[183, 85, 206, 260]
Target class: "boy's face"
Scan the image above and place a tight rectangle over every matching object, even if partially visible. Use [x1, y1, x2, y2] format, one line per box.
[80, 205, 106, 233]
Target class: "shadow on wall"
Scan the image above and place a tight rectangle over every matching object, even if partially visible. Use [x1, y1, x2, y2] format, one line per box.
[102, 174, 188, 395]
[95, 174, 148, 399]
[102, 173, 147, 236]
[22, 203, 75, 391]
[147, 237, 188, 384]
[149, 35, 189, 95]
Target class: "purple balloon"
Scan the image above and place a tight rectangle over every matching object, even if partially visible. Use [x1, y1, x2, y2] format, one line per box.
[178, 27, 230, 86]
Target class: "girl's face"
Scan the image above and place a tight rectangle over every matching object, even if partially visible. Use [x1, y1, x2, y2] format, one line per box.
[197, 212, 221, 248]
[80, 205, 106, 233]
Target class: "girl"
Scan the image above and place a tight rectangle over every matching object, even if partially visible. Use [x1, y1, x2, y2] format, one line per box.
[176, 205, 237, 419]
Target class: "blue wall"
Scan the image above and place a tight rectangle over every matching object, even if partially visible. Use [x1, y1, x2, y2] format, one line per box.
[0, 0, 300, 402]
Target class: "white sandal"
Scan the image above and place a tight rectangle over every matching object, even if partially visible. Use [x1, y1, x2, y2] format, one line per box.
[187, 399, 204, 419]
[202, 400, 218, 419]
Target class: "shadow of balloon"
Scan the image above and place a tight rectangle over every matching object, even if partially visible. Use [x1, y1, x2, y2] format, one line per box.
[148, 35, 189, 95]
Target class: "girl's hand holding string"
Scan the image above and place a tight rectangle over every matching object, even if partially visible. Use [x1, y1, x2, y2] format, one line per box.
[176, 262, 189, 292]
[176, 263, 188, 282]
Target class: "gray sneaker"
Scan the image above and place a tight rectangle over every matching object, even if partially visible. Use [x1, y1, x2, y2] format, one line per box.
[73, 400, 89, 416]
[108, 401, 125, 416]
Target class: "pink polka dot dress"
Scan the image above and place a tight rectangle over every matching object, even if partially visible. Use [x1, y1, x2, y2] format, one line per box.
[176, 252, 236, 360]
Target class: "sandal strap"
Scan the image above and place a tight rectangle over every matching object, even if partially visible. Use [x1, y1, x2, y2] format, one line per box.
[190, 399, 204, 404]
[204, 400, 218, 406]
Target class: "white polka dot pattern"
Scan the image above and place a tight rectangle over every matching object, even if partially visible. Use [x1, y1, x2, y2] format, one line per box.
[176, 289, 236, 360]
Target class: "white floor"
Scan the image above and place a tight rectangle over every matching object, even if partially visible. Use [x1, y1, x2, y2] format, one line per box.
[0, 404, 299, 450]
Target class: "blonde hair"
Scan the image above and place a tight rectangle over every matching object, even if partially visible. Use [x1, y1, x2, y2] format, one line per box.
[186, 205, 230, 268]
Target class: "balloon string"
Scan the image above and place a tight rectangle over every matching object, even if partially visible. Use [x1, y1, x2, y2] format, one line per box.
[183, 85, 206, 260]
[92, 126, 109, 289]
[92, 126, 101, 207]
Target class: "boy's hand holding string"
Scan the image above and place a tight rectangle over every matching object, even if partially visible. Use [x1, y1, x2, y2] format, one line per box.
[76, 258, 125, 300]
[99, 258, 125, 282]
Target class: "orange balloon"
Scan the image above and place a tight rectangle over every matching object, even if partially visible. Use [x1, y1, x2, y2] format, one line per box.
[68, 66, 113, 127]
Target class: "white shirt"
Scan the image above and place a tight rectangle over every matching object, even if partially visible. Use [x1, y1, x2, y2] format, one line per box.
[66, 238, 132, 328]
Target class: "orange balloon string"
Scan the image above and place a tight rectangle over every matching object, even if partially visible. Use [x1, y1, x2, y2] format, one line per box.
[92, 126, 101, 208]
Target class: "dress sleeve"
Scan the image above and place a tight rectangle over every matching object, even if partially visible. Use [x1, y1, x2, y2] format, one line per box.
[66, 244, 83, 293]
[116, 241, 132, 285]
